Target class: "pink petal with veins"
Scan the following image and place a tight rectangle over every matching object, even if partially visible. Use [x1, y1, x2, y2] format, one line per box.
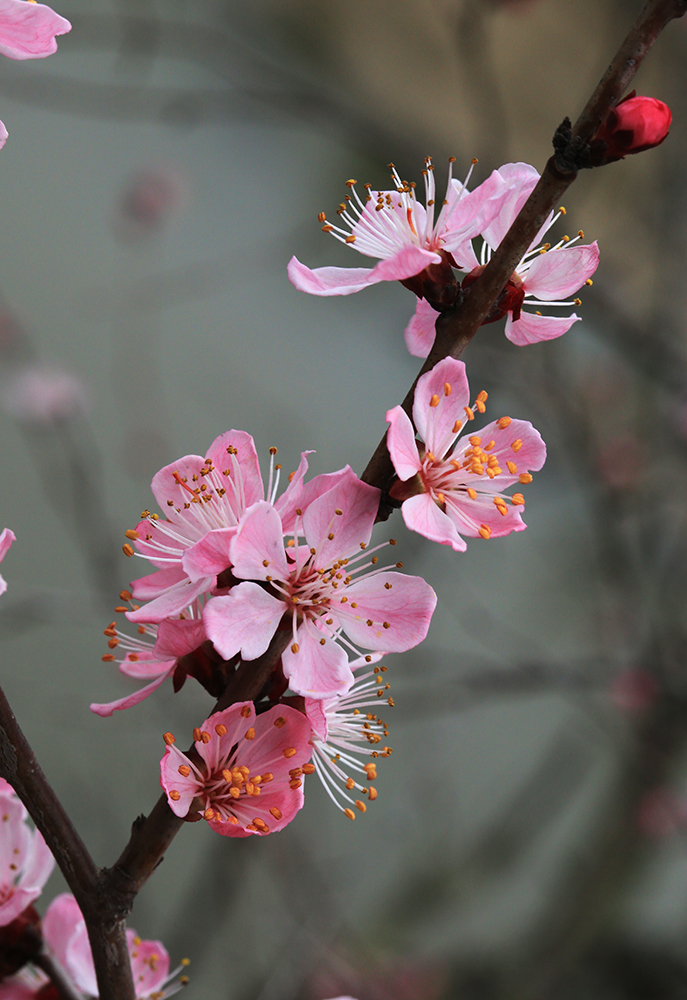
[287, 245, 442, 296]
[0, 0, 71, 60]
[401, 493, 467, 552]
[412, 356, 470, 455]
[386, 406, 422, 481]
[523, 242, 599, 299]
[342, 572, 436, 652]
[505, 310, 581, 346]
[282, 627, 353, 699]
[404, 298, 439, 358]
[203, 584, 283, 661]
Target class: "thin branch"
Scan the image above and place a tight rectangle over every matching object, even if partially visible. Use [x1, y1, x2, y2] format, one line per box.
[0, 685, 135, 1000]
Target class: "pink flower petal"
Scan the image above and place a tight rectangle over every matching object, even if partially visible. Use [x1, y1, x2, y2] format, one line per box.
[126, 575, 212, 623]
[302, 476, 379, 569]
[505, 309, 580, 346]
[203, 584, 284, 661]
[127, 933, 170, 995]
[342, 572, 437, 652]
[160, 744, 203, 817]
[204, 429, 265, 509]
[412, 356, 471, 456]
[282, 626, 354, 699]
[404, 298, 439, 358]
[276, 462, 352, 534]
[154, 617, 206, 659]
[523, 242, 599, 299]
[0, 527, 15, 597]
[229, 501, 289, 582]
[130, 564, 186, 601]
[401, 493, 467, 551]
[444, 491, 527, 538]
[287, 245, 442, 296]
[118, 650, 175, 681]
[0, 0, 71, 60]
[471, 417, 547, 477]
[481, 163, 540, 249]
[386, 406, 421, 481]
[181, 527, 235, 580]
[89, 669, 173, 717]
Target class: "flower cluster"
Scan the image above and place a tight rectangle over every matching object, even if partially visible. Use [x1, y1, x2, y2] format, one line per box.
[288, 157, 599, 351]
[94, 432, 436, 833]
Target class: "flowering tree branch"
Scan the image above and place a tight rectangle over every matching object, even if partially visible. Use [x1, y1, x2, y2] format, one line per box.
[361, 0, 687, 506]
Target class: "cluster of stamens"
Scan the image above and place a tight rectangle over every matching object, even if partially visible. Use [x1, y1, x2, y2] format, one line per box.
[311, 664, 393, 820]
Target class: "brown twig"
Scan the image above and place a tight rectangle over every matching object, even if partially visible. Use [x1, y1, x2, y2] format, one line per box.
[0, 685, 135, 1000]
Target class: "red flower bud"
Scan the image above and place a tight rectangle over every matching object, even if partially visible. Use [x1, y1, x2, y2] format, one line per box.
[594, 91, 672, 161]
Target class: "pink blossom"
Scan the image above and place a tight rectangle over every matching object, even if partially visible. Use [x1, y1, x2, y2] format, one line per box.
[203, 469, 437, 699]
[124, 432, 344, 625]
[0, 366, 89, 423]
[306, 654, 391, 821]
[404, 162, 599, 353]
[288, 157, 507, 301]
[0, 788, 54, 927]
[0, 528, 15, 597]
[0, 0, 70, 60]
[610, 669, 659, 714]
[386, 357, 546, 551]
[160, 701, 312, 837]
[42, 893, 186, 998]
[90, 593, 208, 716]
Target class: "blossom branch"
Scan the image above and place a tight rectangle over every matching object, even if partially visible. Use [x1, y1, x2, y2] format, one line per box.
[361, 0, 686, 504]
[0, 684, 136, 1000]
[101, 625, 292, 902]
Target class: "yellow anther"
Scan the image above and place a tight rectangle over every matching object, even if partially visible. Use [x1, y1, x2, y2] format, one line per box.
[511, 493, 525, 506]
[484, 440, 495, 451]
[163, 732, 175, 746]
[122, 543, 134, 557]
[344, 808, 356, 821]
[124, 529, 140, 540]
[274, 717, 287, 728]
[317, 212, 326, 223]
[511, 439, 523, 452]
[178, 765, 191, 777]
[466, 487, 477, 500]
[240, 705, 252, 718]
[585, 278, 593, 286]
[270, 807, 282, 820]
[519, 472, 533, 484]
[283, 747, 297, 758]
[464, 407, 475, 421]
[291, 643, 299, 654]
[478, 525, 492, 539]
[289, 778, 302, 789]
[559, 206, 567, 215]
[430, 394, 440, 408]
[192, 728, 202, 742]
[469, 435, 481, 447]
[302, 763, 315, 774]
[215, 724, 227, 737]
[355, 800, 367, 813]
[507, 461, 517, 474]
[368, 787, 378, 801]
[444, 382, 452, 397]
[497, 416, 512, 429]
[169, 790, 180, 801]
[244, 728, 256, 741]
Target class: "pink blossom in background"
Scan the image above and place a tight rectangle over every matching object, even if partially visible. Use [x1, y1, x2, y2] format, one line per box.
[0, 0, 70, 60]
[404, 162, 599, 353]
[203, 469, 437, 698]
[610, 669, 659, 714]
[636, 789, 687, 840]
[0, 528, 15, 596]
[287, 157, 507, 300]
[0, 366, 89, 423]
[0, 786, 54, 927]
[90, 594, 208, 716]
[114, 167, 187, 243]
[160, 701, 312, 837]
[306, 653, 391, 820]
[386, 357, 546, 551]
[41, 893, 186, 999]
